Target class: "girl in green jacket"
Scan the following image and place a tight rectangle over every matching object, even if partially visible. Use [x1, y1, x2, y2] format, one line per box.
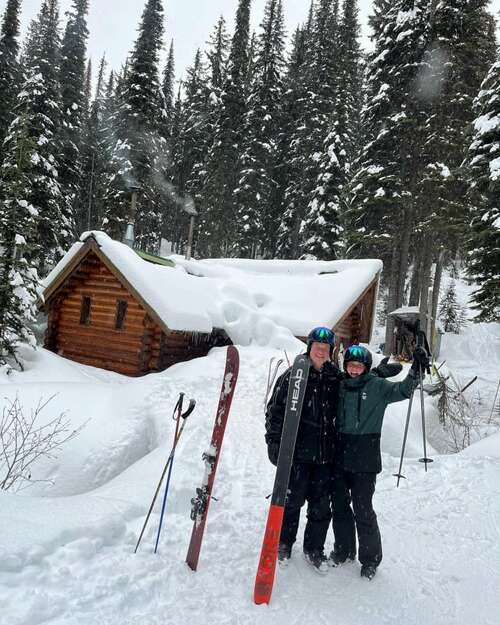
[330, 344, 429, 580]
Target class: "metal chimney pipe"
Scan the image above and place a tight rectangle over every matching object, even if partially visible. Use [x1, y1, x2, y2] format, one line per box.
[123, 185, 140, 248]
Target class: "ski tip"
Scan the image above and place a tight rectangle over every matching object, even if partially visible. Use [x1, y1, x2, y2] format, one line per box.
[253, 586, 271, 605]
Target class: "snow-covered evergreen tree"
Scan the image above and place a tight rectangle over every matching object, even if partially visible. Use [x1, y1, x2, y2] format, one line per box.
[463, 59, 500, 322]
[438, 279, 464, 333]
[0, 85, 43, 366]
[161, 40, 175, 143]
[58, 0, 89, 230]
[169, 50, 211, 252]
[0, 0, 21, 150]
[101, 0, 167, 252]
[413, 0, 497, 273]
[278, 0, 340, 259]
[12, 0, 72, 271]
[197, 0, 251, 256]
[234, 0, 285, 258]
[78, 56, 109, 232]
[302, 0, 362, 260]
[276, 20, 313, 257]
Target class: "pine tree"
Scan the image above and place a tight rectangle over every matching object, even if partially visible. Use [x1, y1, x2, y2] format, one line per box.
[414, 0, 497, 266]
[278, 0, 340, 259]
[438, 279, 463, 333]
[276, 22, 313, 257]
[79, 55, 109, 232]
[101, 0, 167, 252]
[302, 0, 362, 260]
[206, 16, 230, 93]
[463, 58, 500, 322]
[13, 0, 71, 271]
[0, 0, 21, 151]
[169, 50, 211, 252]
[234, 0, 286, 258]
[197, 0, 251, 256]
[58, 0, 89, 229]
[161, 40, 175, 143]
[0, 81, 44, 365]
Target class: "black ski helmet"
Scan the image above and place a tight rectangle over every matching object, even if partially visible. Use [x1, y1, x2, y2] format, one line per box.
[307, 326, 336, 357]
[343, 345, 372, 372]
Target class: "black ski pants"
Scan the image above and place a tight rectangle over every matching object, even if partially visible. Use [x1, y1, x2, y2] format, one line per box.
[330, 469, 383, 567]
[280, 462, 331, 553]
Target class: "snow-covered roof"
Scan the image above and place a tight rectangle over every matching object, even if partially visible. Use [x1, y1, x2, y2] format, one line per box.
[389, 305, 420, 318]
[41, 232, 382, 347]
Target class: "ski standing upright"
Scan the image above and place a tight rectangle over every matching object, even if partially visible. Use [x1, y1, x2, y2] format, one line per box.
[186, 345, 240, 571]
[254, 353, 310, 605]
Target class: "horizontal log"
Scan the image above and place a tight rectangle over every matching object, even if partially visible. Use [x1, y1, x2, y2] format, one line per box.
[58, 353, 139, 376]
[57, 324, 145, 342]
[57, 331, 143, 350]
[59, 303, 146, 324]
[57, 342, 141, 366]
[58, 309, 147, 327]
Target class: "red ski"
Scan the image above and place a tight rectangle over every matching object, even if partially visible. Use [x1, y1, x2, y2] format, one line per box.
[186, 345, 240, 571]
[254, 354, 310, 604]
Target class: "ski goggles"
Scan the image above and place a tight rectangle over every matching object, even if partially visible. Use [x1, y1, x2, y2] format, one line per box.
[308, 326, 336, 345]
[344, 345, 369, 362]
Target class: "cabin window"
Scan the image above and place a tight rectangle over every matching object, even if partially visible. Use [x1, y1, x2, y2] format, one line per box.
[115, 300, 128, 330]
[80, 296, 91, 325]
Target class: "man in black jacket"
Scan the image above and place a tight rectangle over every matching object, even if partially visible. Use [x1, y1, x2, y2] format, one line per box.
[265, 326, 340, 573]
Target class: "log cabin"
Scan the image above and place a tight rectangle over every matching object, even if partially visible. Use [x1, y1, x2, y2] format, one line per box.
[39, 232, 382, 376]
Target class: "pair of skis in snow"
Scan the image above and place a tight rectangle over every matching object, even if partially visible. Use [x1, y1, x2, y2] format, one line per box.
[185, 346, 309, 605]
[135, 344, 307, 605]
[135, 345, 240, 568]
[186, 345, 240, 570]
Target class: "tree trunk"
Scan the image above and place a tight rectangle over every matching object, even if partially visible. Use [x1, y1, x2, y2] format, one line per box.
[384, 247, 400, 355]
[396, 206, 413, 306]
[430, 248, 445, 351]
[418, 236, 433, 330]
[409, 245, 423, 305]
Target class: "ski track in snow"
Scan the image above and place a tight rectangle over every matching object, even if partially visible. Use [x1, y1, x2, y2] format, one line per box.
[1, 347, 500, 625]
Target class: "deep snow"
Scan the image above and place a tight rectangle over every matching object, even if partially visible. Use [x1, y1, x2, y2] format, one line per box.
[1, 322, 499, 625]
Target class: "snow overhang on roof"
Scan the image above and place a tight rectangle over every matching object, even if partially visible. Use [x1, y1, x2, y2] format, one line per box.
[41, 231, 382, 346]
[388, 306, 420, 320]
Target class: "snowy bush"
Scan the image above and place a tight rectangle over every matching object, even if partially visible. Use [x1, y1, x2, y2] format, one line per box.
[436, 371, 492, 452]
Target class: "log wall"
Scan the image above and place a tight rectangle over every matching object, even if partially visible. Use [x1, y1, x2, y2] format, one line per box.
[45, 251, 151, 375]
[44, 250, 232, 376]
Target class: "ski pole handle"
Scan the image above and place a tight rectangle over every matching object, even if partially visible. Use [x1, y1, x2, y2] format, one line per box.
[173, 392, 185, 420]
[182, 398, 196, 419]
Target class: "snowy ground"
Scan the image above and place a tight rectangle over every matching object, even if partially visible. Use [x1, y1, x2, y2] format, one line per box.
[1, 322, 499, 625]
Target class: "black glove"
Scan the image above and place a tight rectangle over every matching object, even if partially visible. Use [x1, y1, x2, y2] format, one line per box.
[322, 360, 343, 380]
[372, 357, 403, 379]
[411, 346, 430, 376]
[267, 442, 280, 466]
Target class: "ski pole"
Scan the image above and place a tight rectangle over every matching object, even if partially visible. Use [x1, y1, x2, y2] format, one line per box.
[418, 363, 433, 470]
[393, 386, 416, 487]
[460, 376, 477, 394]
[154, 397, 196, 553]
[264, 358, 276, 409]
[134, 394, 195, 553]
[416, 328, 433, 470]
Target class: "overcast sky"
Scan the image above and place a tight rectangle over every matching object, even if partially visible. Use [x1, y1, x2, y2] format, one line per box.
[2, 0, 499, 82]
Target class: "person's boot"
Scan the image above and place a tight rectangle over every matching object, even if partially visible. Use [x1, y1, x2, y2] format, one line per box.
[360, 564, 377, 580]
[303, 549, 329, 575]
[329, 549, 356, 567]
[278, 542, 292, 567]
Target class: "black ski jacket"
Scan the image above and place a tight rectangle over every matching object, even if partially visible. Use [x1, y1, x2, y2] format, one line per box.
[265, 360, 341, 464]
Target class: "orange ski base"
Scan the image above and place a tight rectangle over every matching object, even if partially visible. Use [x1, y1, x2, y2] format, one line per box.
[254, 504, 284, 605]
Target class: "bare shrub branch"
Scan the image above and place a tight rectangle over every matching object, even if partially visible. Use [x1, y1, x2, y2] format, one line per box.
[0, 394, 85, 491]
